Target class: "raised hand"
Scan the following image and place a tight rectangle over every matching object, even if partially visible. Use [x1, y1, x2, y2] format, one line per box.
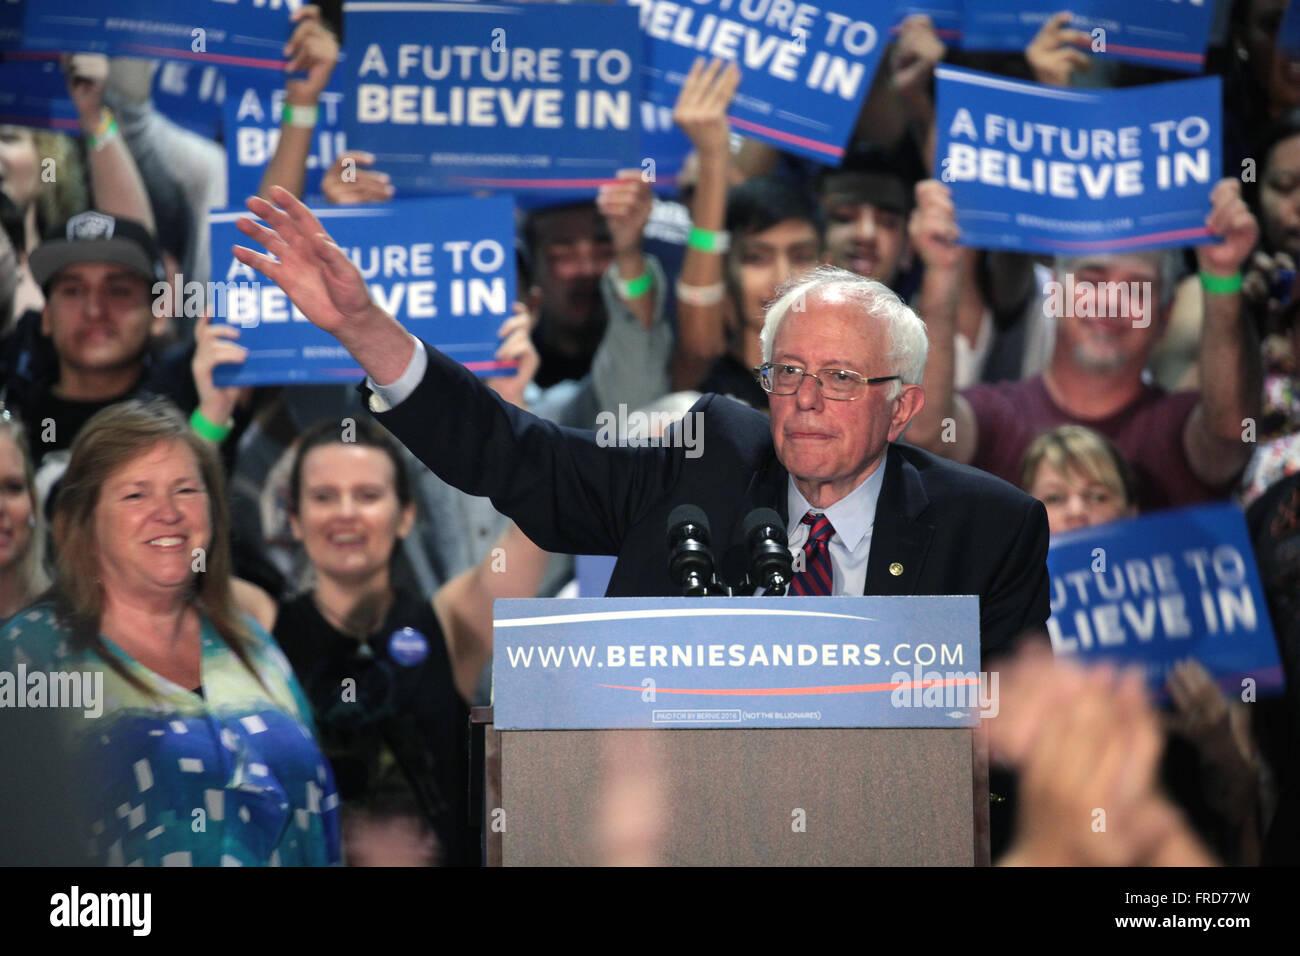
[1197, 179, 1260, 279]
[1025, 11, 1091, 87]
[597, 169, 653, 258]
[891, 14, 946, 98]
[283, 5, 339, 107]
[62, 53, 110, 132]
[673, 57, 741, 161]
[909, 180, 963, 273]
[233, 186, 377, 338]
[191, 309, 250, 431]
[990, 647, 1216, 866]
[322, 151, 396, 205]
[487, 302, 541, 409]
[233, 186, 413, 384]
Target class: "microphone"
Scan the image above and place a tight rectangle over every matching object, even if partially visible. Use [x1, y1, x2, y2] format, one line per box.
[743, 507, 792, 596]
[667, 505, 718, 596]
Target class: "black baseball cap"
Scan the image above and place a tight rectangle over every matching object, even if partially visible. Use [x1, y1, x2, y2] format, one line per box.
[30, 211, 165, 288]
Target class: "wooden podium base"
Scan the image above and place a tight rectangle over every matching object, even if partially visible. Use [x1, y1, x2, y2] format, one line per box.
[473, 709, 989, 866]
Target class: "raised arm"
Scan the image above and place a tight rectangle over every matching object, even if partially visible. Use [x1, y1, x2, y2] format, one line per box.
[257, 5, 339, 200]
[596, 170, 656, 331]
[889, 14, 947, 169]
[901, 180, 978, 462]
[232, 188, 682, 555]
[65, 54, 155, 233]
[671, 58, 741, 389]
[1183, 179, 1261, 487]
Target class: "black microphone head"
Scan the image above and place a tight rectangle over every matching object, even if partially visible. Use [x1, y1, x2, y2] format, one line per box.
[668, 504, 710, 544]
[743, 507, 787, 548]
[743, 507, 792, 594]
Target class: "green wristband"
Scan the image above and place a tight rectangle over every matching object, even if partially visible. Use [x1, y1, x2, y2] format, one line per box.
[687, 226, 730, 254]
[615, 270, 653, 300]
[1199, 271, 1243, 295]
[281, 102, 319, 127]
[87, 116, 119, 151]
[190, 408, 233, 443]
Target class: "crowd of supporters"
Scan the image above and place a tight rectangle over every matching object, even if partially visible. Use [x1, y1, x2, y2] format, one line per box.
[1, 0, 1298, 867]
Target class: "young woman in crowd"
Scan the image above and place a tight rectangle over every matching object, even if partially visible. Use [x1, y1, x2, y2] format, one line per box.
[235, 418, 550, 866]
[0, 398, 340, 865]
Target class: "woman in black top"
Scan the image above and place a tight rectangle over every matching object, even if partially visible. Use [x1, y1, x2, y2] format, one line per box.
[238, 418, 548, 866]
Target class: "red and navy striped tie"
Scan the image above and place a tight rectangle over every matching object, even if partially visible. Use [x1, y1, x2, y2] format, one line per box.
[789, 511, 835, 596]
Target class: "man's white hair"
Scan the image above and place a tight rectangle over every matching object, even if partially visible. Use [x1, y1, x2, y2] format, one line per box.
[760, 264, 929, 401]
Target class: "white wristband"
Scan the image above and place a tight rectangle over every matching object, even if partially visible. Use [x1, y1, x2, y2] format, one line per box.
[675, 278, 727, 307]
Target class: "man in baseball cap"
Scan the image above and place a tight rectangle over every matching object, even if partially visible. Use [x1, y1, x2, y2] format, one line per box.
[29, 210, 165, 290]
[2, 211, 171, 485]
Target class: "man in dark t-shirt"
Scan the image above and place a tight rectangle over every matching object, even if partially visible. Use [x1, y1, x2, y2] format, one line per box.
[907, 178, 1262, 510]
[0, 212, 250, 506]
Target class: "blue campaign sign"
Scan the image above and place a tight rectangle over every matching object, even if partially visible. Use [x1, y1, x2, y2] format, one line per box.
[4, 0, 296, 71]
[934, 66, 1220, 255]
[639, 100, 692, 195]
[492, 596, 984, 730]
[151, 61, 225, 141]
[342, 2, 641, 195]
[224, 71, 346, 204]
[0, 54, 79, 132]
[1280, 0, 1300, 63]
[206, 196, 517, 385]
[960, 0, 1214, 73]
[893, 2, 963, 43]
[1046, 504, 1284, 699]
[624, 0, 883, 164]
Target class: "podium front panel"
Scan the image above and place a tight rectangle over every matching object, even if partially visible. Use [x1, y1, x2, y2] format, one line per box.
[495, 727, 979, 866]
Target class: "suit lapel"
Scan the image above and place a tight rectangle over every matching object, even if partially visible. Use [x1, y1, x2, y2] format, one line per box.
[864, 446, 934, 596]
[718, 448, 788, 588]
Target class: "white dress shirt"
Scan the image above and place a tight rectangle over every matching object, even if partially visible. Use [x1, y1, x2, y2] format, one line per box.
[366, 334, 427, 412]
[784, 449, 888, 596]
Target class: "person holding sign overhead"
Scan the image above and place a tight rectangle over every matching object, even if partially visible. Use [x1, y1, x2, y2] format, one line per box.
[909, 177, 1263, 513]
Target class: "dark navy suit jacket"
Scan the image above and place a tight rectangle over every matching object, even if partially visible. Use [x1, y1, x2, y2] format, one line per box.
[371, 341, 1051, 660]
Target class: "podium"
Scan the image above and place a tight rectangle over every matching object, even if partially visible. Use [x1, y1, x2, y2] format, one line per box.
[479, 596, 990, 866]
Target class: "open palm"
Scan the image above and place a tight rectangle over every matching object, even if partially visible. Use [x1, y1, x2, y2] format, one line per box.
[232, 186, 375, 336]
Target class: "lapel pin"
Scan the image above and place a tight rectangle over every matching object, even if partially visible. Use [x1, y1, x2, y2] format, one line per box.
[888, 562, 904, 576]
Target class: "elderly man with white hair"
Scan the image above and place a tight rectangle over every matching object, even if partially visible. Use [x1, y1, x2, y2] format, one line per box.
[232, 187, 1050, 660]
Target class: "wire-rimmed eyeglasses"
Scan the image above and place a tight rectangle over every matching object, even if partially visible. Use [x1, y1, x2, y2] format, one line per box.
[752, 363, 901, 401]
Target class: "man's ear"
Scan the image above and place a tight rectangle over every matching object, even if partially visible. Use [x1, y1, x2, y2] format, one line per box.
[39, 301, 51, 337]
[889, 384, 926, 443]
